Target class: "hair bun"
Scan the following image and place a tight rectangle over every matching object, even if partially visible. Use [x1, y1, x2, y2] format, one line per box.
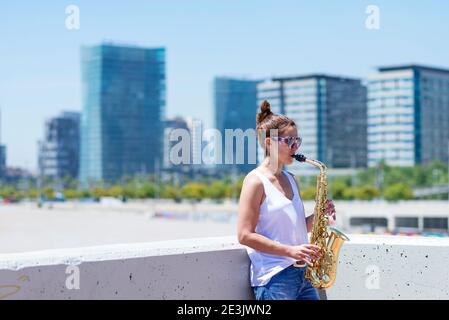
[257, 100, 273, 125]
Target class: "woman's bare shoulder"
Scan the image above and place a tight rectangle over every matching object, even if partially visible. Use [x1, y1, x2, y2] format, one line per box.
[240, 172, 265, 207]
[243, 171, 264, 190]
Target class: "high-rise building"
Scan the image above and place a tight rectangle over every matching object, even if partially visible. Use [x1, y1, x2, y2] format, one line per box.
[0, 145, 5, 180]
[0, 108, 5, 179]
[185, 117, 205, 166]
[79, 44, 166, 186]
[163, 117, 190, 170]
[257, 74, 367, 174]
[367, 65, 449, 167]
[38, 112, 80, 179]
[214, 77, 260, 174]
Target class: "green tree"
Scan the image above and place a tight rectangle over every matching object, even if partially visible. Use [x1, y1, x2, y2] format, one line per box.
[136, 183, 157, 199]
[26, 188, 40, 199]
[161, 185, 181, 201]
[43, 187, 55, 199]
[91, 187, 107, 198]
[0, 186, 16, 198]
[181, 182, 206, 201]
[107, 186, 123, 198]
[383, 183, 413, 201]
[122, 184, 138, 198]
[79, 189, 91, 198]
[330, 180, 348, 200]
[205, 181, 227, 200]
[300, 187, 316, 200]
[342, 187, 356, 200]
[64, 189, 79, 199]
[353, 186, 381, 200]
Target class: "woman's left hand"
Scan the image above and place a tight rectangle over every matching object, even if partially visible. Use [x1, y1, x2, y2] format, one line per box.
[324, 199, 336, 225]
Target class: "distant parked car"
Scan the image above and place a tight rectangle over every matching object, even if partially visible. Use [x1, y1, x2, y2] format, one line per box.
[3, 196, 20, 204]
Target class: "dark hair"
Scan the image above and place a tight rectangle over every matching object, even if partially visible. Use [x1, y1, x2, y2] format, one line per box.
[256, 100, 296, 145]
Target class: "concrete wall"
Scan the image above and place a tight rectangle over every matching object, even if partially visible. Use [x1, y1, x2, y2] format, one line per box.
[1, 235, 449, 300]
[327, 235, 449, 299]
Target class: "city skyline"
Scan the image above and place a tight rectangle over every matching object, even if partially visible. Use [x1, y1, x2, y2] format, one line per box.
[1, 1, 449, 171]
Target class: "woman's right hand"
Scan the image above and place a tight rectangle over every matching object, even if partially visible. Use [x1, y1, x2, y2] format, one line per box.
[286, 244, 322, 266]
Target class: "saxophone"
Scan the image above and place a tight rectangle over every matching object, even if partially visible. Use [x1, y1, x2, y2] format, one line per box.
[292, 154, 349, 289]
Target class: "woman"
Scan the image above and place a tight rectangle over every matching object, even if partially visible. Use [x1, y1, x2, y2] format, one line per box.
[237, 100, 336, 300]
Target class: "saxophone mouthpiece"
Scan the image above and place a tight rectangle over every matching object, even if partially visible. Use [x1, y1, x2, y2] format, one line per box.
[291, 154, 307, 162]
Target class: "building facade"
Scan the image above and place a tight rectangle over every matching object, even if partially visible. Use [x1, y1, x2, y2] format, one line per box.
[38, 112, 80, 179]
[214, 77, 260, 175]
[0, 145, 5, 180]
[79, 44, 166, 186]
[163, 117, 190, 171]
[367, 65, 449, 167]
[257, 74, 367, 174]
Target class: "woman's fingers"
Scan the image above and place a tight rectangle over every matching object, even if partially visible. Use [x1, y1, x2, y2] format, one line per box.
[290, 244, 324, 262]
[325, 200, 336, 218]
[304, 245, 322, 255]
[304, 244, 320, 250]
[299, 260, 313, 267]
[300, 247, 316, 255]
[299, 248, 322, 259]
[298, 255, 313, 267]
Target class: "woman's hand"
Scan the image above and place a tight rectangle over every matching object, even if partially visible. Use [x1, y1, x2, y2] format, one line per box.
[287, 244, 322, 266]
[324, 199, 336, 225]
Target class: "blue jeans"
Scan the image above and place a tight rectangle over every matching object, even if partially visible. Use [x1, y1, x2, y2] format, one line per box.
[253, 265, 320, 300]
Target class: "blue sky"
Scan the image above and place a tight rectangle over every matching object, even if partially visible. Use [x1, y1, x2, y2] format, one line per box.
[1, 0, 448, 171]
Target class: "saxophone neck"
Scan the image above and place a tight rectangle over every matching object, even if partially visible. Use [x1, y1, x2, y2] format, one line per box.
[291, 153, 327, 175]
[305, 158, 327, 175]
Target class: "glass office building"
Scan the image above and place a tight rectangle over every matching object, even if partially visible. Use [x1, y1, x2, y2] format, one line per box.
[257, 74, 367, 175]
[38, 112, 80, 179]
[0, 145, 5, 180]
[163, 117, 189, 171]
[79, 44, 165, 186]
[367, 65, 449, 167]
[214, 77, 260, 174]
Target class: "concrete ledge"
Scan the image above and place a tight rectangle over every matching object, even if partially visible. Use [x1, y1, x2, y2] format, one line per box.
[0, 236, 253, 299]
[327, 234, 449, 300]
[1, 235, 449, 299]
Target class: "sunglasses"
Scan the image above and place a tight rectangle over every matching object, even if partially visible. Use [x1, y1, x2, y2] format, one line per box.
[271, 136, 302, 149]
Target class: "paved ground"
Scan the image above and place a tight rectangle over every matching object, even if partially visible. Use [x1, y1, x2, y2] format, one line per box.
[3, 199, 446, 253]
[0, 202, 237, 254]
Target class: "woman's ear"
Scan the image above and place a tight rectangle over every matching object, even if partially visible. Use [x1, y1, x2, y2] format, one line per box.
[265, 137, 270, 151]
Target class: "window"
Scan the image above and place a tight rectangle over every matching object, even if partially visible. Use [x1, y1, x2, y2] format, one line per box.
[350, 217, 388, 227]
[395, 217, 419, 228]
[423, 217, 448, 231]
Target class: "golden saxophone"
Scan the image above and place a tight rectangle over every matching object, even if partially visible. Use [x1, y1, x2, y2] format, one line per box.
[292, 154, 349, 289]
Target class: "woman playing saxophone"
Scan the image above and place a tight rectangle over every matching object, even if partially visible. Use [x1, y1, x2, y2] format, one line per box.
[237, 100, 336, 300]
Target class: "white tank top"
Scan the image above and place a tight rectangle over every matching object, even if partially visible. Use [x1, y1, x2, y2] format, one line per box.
[246, 169, 309, 287]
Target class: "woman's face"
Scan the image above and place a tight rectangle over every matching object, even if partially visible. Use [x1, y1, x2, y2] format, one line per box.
[266, 125, 300, 165]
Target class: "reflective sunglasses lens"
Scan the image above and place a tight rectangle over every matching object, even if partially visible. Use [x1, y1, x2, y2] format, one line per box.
[288, 137, 300, 148]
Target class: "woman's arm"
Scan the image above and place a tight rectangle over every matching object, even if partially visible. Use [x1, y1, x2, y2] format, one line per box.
[237, 174, 321, 263]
